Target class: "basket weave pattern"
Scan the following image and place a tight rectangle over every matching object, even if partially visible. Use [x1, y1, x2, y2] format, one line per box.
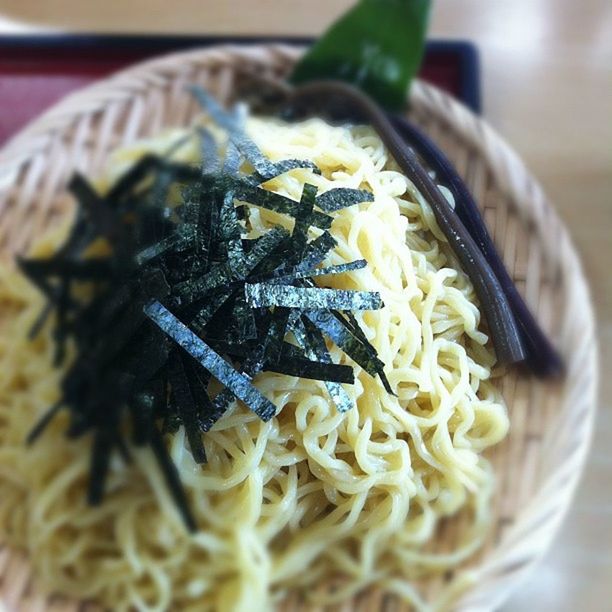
[0, 45, 598, 611]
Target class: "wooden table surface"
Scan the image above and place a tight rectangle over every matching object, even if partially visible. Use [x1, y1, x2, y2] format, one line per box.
[1, 1, 610, 610]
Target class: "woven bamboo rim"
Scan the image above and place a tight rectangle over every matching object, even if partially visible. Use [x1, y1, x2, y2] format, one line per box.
[0, 45, 598, 611]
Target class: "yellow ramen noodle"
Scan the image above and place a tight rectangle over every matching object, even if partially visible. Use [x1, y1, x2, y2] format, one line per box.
[0, 116, 508, 611]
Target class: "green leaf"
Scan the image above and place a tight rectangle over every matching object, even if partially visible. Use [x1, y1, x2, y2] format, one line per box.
[289, 0, 431, 110]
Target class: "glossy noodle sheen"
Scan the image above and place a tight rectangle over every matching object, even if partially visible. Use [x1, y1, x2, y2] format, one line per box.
[0, 116, 509, 611]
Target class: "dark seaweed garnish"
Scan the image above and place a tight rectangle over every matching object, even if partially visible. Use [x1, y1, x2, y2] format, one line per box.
[20, 86, 387, 531]
[244, 283, 383, 311]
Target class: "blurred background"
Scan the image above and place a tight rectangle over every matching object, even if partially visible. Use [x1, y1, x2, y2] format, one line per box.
[0, 1, 610, 610]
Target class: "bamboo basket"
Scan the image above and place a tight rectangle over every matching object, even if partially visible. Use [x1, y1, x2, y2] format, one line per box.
[0, 45, 598, 611]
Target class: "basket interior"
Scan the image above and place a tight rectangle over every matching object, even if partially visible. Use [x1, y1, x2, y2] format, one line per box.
[0, 48, 593, 612]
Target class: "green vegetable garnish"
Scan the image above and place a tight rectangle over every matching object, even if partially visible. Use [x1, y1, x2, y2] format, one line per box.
[290, 0, 431, 110]
[19, 86, 390, 531]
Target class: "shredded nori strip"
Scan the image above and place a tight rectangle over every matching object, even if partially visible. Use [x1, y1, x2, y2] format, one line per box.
[267, 158, 321, 177]
[200, 312, 277, 430]
[18, 257, 115, 280]
[174, 226, 289, 303]
[26, 401, 63, 445]
[144, 300, 277, 421]
[189, 85, 279, 179]
[332, 310, 394, 395]
[315, 187, 373, 212]
[233, 181, 332, 229]
[218, 189, 245, 272]
[228, 293, 258, 343]
[87, 402, 119, 505]
[305, 309, 393, 393]
[129, 392, 155, 446]
[262, 307, 291, 365]
[68, 174, 117, 239]
[293, 316, 353, 413]
[135, 225, 196, 267]
[268, 352, 354, 384]
[245, 283, 383, 311]
[222, 105, 245, 175]
[150, 426, 197, 532]
[198, 126, 220, 175]
[297, 231, 338, 270]
[255, 259, 366, 285]
[19, 85, 388, 531]
[207, 339, 354, 384]
[291, 183, 317, 262]
[168, 351, 207, 463]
